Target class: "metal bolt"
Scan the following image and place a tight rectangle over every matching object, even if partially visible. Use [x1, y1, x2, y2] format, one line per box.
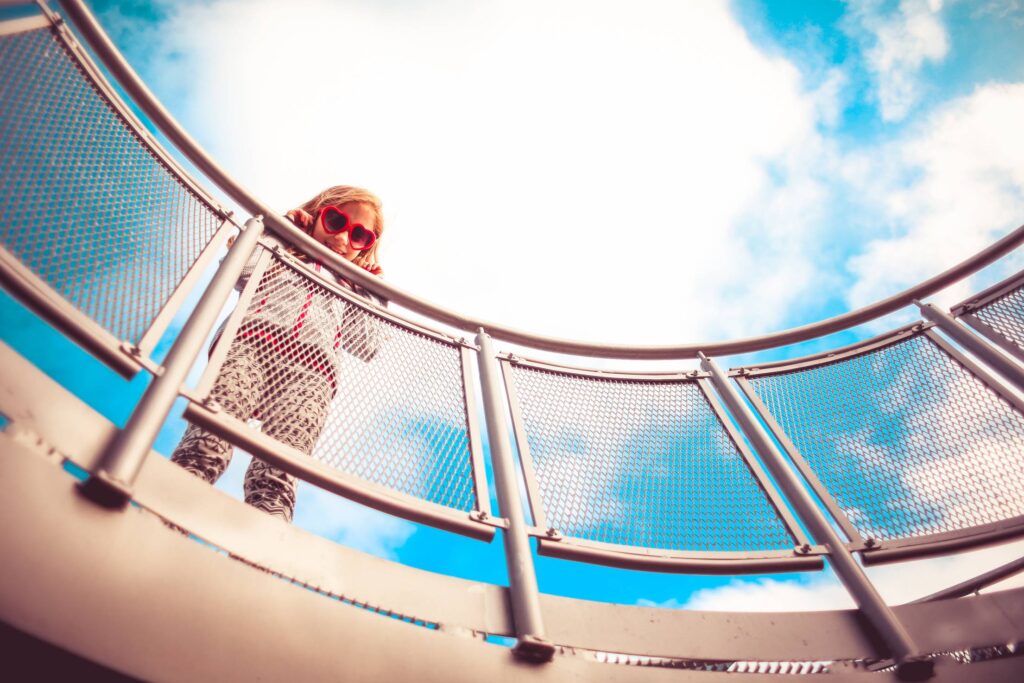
[864, 537, 878, 549]
[795, 544, 812, 555]
[545, 527, 562, 539]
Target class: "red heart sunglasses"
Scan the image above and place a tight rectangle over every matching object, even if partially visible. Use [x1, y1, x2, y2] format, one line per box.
[317, 205, 377, 250]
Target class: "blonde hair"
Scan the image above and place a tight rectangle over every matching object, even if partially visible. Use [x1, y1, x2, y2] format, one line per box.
[296, 185, 384, 268]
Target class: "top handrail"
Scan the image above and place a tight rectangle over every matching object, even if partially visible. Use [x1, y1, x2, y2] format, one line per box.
[55, 0, 1024, 360]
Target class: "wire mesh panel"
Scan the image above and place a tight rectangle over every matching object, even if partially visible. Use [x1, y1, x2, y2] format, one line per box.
[956, 272, 1024, 360]
[0, 24, 221, 346]
[200, 251, 480, 513]
[971, 288, 1024, 350]
[745, 331, 1024, 543]
[504, 362, 797, 553]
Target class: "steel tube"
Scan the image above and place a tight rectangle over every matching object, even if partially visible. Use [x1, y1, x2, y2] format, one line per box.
[861, 516, 1024, 567]
[0, 13, 50, 36]
[0, 247, 140, 378]
[536, 538, 824, 574]
[700, 354, 932, 679]
[53, 0, 1024, 359]
[912, 555, 1024, 604]
[80, 217, 264, 506]
[918, 301, 1024, 393]
[952, 268, 1024, 315]
[475, 330, 554, 662]
[182, 403, 496, 542]
[960, 312, 1024, 364]
[137, 218, 235, 357]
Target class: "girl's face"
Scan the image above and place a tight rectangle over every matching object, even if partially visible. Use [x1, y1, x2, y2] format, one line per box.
[311, 201, 378, 261]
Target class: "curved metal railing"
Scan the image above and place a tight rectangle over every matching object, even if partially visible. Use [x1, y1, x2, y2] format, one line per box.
[50, 0, 1024, 361]
[3, 1, 1024, 675]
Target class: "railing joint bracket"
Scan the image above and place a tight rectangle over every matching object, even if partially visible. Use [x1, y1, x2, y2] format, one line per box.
[78, 469, 133, 509]
[119, 342, 162, 376]
[894, 657, 935, 681]
[469, 510, 508, 529]
[512, 634, 556, 663]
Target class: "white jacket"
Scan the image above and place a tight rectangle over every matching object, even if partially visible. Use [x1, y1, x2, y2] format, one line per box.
[213, 251, 386, 387]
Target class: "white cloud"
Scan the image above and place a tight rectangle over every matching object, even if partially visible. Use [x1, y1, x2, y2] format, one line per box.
[844, 0, 950, 122]
[674, 573, 852, 612]
[646, 538, 1024, 612]
[971, 0, 1024, 27]
[106, 0, 836, 347]
[215, 450, 415, 559]
[292, 484, 416, 559]
[893, 354, 1024, 534]
[845, 83, 1024, 315]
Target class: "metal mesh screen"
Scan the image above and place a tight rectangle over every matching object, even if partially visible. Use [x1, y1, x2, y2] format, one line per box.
[506, 364, 795, 552]
[747, 333, 1024, 541]
[211, 253, 478, 512]
[970, 281, 1024, 354]
[0, 26, 220, 343]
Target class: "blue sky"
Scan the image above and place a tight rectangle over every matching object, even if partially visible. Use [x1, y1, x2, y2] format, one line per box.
[4, 0, 1024, 614]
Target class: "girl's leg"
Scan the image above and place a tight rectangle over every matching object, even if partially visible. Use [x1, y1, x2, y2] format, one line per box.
[171, 339, 265, 484]
[243, 366, 333, 522]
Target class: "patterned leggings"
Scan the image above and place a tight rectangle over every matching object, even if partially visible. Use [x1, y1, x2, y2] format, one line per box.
[171, 336, 333, 522]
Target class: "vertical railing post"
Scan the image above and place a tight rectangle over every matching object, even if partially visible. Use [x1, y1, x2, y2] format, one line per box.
[81, 216, 265, 507]
[700, 353, 933, 681]
[918, 301, 1024, 393]
[475, 329, 554, 662]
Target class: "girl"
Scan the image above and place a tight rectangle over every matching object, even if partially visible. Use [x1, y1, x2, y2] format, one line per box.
[170, 185, 386, 523]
